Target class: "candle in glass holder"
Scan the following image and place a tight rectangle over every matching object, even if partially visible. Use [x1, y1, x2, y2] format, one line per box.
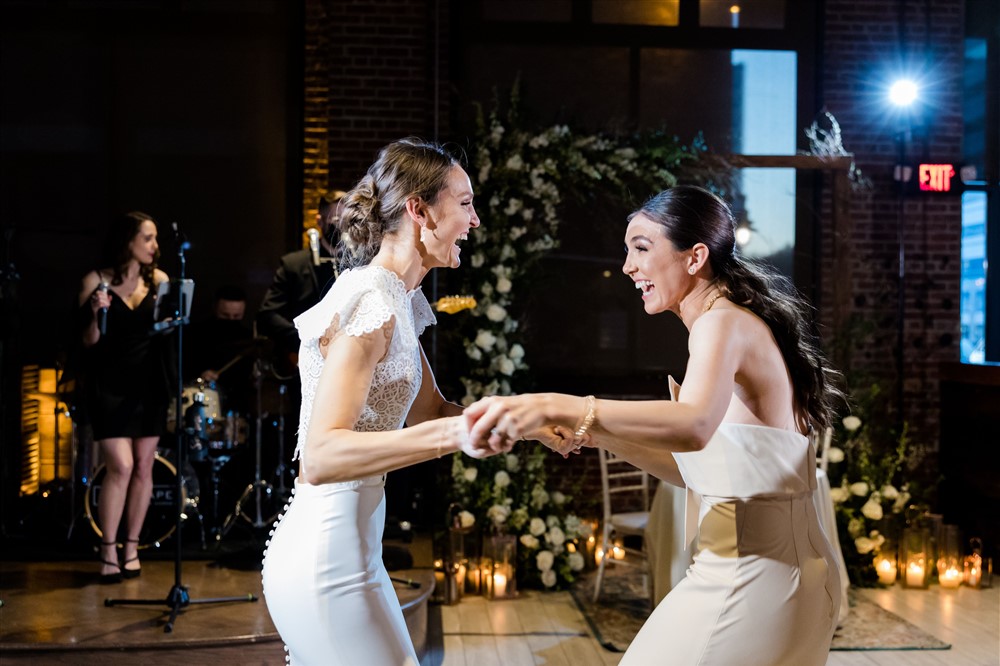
[965, 554, 983, 588]
[595, 547, 605, 564]
[905, 561, 926, 587]
[493, 572, 508, 597]
[875, 557, 897, 585]
[612, 543, 626, 560]
[940, 567, 962, 589]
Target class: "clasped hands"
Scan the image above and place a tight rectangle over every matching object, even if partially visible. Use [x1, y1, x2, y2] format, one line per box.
[458, 394, 590, 459]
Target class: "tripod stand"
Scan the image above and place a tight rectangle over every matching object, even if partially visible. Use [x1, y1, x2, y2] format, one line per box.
[217, 357, 290, 541]
[104, 228, 255, 633]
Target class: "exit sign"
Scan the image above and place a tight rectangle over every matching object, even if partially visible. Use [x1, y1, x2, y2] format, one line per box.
[918, 163, 957, 193]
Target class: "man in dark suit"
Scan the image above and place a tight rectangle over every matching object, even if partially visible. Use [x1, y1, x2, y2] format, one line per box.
[256, 191, 346, 375]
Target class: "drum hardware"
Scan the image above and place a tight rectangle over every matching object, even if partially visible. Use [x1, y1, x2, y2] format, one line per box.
[103, 242, 255, 633]
[85, 452, 204, 549]
[216, 358, 290, 541]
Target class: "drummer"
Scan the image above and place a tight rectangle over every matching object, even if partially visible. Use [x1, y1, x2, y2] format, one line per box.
[184, 285, 254, 415]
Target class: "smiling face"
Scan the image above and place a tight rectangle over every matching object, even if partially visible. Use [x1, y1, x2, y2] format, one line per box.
[128, 220, 159, 266]
[622, 213, 692, 315]
[421, 165, 480, 269]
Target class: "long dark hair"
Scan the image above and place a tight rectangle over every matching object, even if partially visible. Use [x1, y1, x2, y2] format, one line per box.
[99, 211, 159, 287]
[632, 185, 843, 431]
[337, 138, 458, 269]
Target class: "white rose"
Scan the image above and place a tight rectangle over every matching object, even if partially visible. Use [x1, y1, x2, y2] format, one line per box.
[471, 252, 485, 268]
[826, 446, 845, 464]
[458, 510, 475, 528]
[552, 491, 566, 505]
[529, 517, 546, 536]
[892, 492, 911, 513]
[486, 504, 510, 526]
[563, 515, 582, 538]
[505, 155, 524, 171]
[494, 471, 511, 488]
[850, 482, 869, 497]
[881, 484, 899, 500]
[848, 517, 865, 538]
[496, 276, 512, 294]
[509, 344, 525, 361]
[475, 330, 497, 351]
[855, 536, 875, 554]
[568, 552, 585, 572]
[861, 498, 884, 521]
[546, 515, 560, 527]
[505, 453, 520, 472]
[541, 569, 557, 588]
[486, 304, 508, 322]
[520, 534, 540, 549]
[466, 346, 482, 361]
[870, 531, 886, 549]
[498, 357, 515, 376]
[548, 526, 566, 546]
[842, 415, 862, 432]
[830, 486, 850, 503]
[536, 550, 554, 572]
[463, 467, 478, 482]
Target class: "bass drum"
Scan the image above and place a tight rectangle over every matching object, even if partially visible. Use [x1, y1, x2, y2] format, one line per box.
[85, 453, 198, 549]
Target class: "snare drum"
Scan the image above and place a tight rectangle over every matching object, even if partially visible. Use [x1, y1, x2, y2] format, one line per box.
[85, 453, 198, 548]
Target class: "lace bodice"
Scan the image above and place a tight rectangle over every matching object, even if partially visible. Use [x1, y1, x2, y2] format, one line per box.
[291, 265, 436, 477]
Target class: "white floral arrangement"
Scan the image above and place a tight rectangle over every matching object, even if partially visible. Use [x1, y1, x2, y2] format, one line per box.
[451, 446, 591, 589]
[451, 83, 703, 404]
[444, 82, 706, 590]
[826, 413, 927, 586]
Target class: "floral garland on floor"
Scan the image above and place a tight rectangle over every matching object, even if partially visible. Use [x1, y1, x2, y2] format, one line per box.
[445, 85, 708, 590]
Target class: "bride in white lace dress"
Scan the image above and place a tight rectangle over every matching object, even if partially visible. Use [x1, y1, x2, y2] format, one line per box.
[262, 139, 503, 665]
[467, 186, 844, 665]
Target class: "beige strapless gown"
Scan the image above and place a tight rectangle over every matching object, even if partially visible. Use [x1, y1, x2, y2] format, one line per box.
[622, 423, 841, 665]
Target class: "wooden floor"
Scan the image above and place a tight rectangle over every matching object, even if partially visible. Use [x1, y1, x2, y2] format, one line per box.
[2, 555, 996, 665]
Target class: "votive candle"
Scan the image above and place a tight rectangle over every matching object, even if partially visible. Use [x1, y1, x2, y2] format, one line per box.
[939, 567, 962, 589]
[876, 558, 897, 585]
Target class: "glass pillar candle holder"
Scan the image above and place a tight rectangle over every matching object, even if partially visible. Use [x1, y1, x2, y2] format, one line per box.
[483, 533, 518, 600]
[936, 525, 963, 589]
[901, 527, 931, 589]
[873, 542, 898, 586]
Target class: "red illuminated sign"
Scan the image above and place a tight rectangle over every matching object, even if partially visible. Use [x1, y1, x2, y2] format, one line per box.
[918, 163, 956, 192]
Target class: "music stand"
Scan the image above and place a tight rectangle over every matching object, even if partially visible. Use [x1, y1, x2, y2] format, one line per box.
[104, 230, 256, 633]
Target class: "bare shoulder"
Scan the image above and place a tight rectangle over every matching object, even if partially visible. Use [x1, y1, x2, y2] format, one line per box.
[153, 268, 170, 285]
[78, 269, 105, 304]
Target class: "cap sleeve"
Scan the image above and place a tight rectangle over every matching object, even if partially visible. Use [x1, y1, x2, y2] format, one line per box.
[294, 268, 401, 343]
[410, 288, 437, 338]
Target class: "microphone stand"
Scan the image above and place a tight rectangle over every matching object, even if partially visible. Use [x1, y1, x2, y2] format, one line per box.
[104, 226, 256, 633]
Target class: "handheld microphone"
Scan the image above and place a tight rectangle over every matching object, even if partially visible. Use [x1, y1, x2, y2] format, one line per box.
[97, 281, 109, 335]
[307, 228, 321, 266]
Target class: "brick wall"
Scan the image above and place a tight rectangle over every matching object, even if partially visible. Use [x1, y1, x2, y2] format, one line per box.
[820, 0, 964, 448]
[303, 0, 333, 236]
[313, 0, 450, 196]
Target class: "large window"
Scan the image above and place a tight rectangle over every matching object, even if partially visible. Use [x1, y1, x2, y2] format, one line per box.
[730, 50, 797, 277]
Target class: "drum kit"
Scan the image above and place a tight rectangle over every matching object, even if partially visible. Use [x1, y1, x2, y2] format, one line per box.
[78, 334, 295, 549]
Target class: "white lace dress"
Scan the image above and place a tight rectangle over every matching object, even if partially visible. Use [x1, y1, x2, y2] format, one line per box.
[261, 265, 435, 666]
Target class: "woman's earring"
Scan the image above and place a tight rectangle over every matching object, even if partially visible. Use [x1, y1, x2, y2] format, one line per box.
[689, 267, 696, 275]
[419, 226, 427, 244]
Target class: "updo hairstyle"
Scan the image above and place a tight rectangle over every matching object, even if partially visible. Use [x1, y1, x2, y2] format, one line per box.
[337, 138, 458, 269]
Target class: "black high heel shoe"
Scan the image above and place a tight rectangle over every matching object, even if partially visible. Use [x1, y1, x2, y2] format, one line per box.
[99, 540, 122, 584]
[122, 537, 141, 579]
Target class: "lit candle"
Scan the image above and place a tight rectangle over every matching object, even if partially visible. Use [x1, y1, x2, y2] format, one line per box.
[940, 567, 962, 589]
[493, 573, 507, 597]
[876, 558, 897, 585]
[613, 545, 626, 560]
[595, 547, 605, 564]
[906, 561, 926, 587]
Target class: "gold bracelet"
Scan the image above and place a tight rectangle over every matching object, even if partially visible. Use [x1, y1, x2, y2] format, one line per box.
[574, 395, 597, 438]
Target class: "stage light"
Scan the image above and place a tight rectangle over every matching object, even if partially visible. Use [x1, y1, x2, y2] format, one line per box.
[888, 79, 918, 107]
